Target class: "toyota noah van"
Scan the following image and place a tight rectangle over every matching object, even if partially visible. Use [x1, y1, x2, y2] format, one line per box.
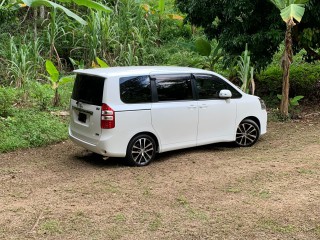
[69, 66, 267, 166]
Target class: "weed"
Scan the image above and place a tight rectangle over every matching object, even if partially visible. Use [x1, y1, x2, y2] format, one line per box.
[149, 213, 162, 231]
[74, 211, 86, 218]
[0, 167, 21, 175]
[143, 187, 152, 196]
[259, 219, 295, 233]
[176, 195, 189, 206]
[226, 187, 241, 193]
[39, 219, 62, 235]
[114, 213, 126, 223]
[28, 81, 52, 111]
[187, 208, 209, 221]
[314, 225, 320, 236]
[176, 195, 209, 221]
[251, 189, 271, 199]
[0, 87, 16, 117]
[297, 168, 315, 175]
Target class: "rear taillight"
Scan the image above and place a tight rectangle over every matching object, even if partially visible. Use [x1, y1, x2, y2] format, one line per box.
[101, 103, 115, 129]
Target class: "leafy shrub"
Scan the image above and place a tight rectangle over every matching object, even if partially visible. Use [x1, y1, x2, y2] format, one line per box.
[28, 81, 52, 111]
[0, 87, 16, 117]
[0, 109, 68, 153]
[256, 64, 320, 101]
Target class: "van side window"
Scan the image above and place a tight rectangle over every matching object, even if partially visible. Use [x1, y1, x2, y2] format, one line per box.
[120, 76, 151, 103]
[155, 74, 193, 101]
[194, 75, 242, 99]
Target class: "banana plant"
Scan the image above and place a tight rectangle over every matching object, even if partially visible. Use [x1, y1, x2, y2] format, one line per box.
[269, 0, 309, 118]
[194, 38, 223, 71]
[91, 57, 109, 68]
[45, 60, 74, 106]
[17, 0, 112, 25]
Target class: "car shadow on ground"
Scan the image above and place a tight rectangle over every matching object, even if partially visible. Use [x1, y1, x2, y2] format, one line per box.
[72, 142, 236, 168]
[72, 151, 127, 168]
[154, 142, 236, 163]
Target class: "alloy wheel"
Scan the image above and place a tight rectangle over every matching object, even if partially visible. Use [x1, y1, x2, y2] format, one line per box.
[130, 137, 155, 165]
[236, 121, 259, 147]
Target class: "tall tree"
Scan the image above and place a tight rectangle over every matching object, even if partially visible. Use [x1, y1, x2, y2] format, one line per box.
[269, 0, 309, 117]
[176, 0, 319, 68]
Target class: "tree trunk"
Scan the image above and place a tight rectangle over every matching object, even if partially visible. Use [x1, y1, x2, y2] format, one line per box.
[280, 20, 294, 118]
[53, 88, 60, 107]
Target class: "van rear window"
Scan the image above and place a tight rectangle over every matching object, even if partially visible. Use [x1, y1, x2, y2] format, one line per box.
[72, 74, 105, 106]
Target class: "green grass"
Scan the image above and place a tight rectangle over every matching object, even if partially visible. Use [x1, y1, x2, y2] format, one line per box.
[258, 219, 296, 234]
[0, 108, 68, 153]
[39, 219, 62, 235]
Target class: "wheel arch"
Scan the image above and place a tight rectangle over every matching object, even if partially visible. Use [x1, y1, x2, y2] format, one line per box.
[240, 116, 261, 132]
[130, 131, 160, 152]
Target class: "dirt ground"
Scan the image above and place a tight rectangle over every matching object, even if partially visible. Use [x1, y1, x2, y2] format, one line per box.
[1, 114, 320, 240]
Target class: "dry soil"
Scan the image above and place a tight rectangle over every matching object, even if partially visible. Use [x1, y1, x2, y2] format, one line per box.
[1, 114, 320, 239]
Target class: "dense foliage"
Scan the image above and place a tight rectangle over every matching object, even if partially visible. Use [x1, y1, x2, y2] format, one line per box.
[176, 0, 320, 68]
[0, 0, 319, 151]
[256, 64, 320, 103]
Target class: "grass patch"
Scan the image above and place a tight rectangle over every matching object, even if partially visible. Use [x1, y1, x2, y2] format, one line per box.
[176, 195, 209, 221]
[0, 167, 21, 175]
[0, 108, 68, 153]
[114, 213, 126, 223]
[259, 219, 295, 233]
[297, 168, 315, 175]
[314, 225, 320, 236]
[226, 186, 241, 193]
[39, 219, 62, 235]
[149, 213, 162, 231]
[252, 190, 271, 199]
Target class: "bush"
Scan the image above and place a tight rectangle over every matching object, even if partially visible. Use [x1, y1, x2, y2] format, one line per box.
[0, 87, 16, 117]
[28, 81, 52, 111]
[256, 64, 320, 102]
[0, 109, 68, 152]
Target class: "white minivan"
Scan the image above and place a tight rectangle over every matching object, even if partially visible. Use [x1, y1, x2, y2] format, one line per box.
[69, 66, 267, 166]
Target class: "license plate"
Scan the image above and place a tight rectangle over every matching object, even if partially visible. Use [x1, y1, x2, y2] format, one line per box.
[78, 112, 87, 123]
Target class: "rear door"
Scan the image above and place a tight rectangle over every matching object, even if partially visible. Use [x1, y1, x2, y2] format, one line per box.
[151, 74, 198, 151]
[69, 74, 105, 145]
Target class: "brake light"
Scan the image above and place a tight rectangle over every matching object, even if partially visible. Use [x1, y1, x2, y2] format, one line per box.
[101, 103, 115, 129]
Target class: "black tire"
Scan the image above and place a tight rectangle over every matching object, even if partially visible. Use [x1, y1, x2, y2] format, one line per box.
[235, 119, 260, 147]
[126, 134, 156, 166]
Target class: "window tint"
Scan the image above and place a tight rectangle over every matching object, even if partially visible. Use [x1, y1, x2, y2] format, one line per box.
[120, 76, 151, 103]
[155, 74, 193, 101]
[195, 75, 242, 99]
[72, 74, 105, 106]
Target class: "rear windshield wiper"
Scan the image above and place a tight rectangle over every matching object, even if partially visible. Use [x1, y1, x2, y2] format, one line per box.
[76, 99, 91, 104]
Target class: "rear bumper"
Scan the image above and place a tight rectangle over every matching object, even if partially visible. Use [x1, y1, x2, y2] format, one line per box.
[68, 127, 126, 157]
[260, 110, 268, 136]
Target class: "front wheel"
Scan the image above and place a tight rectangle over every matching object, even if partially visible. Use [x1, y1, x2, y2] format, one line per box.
[235, 119, 260, 147]
[126, 134, 156, 166]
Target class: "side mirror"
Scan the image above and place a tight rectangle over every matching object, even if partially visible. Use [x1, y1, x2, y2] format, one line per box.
[219, 89, 232, 99]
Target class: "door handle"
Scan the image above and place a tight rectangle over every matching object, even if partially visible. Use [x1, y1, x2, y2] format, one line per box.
[199, 104, 208, 109]
[188, 105, 197, 110]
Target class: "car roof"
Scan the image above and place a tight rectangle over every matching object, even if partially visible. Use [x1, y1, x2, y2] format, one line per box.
[73, 66, 215, 78]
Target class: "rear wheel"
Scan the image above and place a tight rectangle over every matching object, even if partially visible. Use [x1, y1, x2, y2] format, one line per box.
[235, 119, 260, 147]
[126, 134, 156, 166]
